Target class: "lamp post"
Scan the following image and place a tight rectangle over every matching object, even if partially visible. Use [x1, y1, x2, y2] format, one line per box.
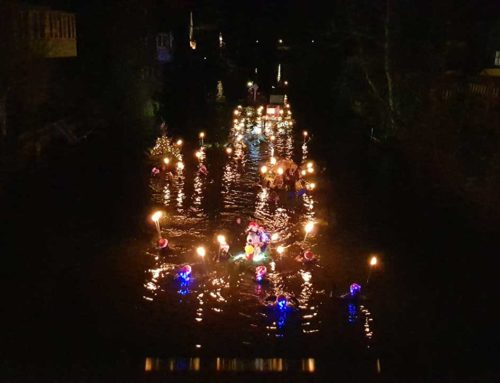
[199, 132, 205, 146]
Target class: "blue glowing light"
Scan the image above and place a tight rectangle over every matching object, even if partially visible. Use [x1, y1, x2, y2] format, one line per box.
[277, 295, 287, 311]
[348, 303, 357, 323]
[350, 283, 361, 297]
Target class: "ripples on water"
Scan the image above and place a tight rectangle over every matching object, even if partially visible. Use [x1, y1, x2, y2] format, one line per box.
[143, 105, 375, 356]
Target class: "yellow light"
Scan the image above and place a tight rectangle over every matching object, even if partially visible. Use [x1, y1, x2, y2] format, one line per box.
[195, 151, 202, 159]
[217, 235, 226, 244]
[270, 157, 277, 165]
[233, 119, 238, 123]
[247, 81, 253, 87]
[163, 157, 170, 165]
[307, 162, 313, 168]
[305, 222, 314, 234]
[151, 211, 163, 222]
[270, 135, 276, 141]
[177, 162, 185, 170]
[260, 165, 268, 174]
[199, 132, 205, 138]
[234, 110, 239, 115]
[277, 246, 285, 254]
[279, 110, 284, 115]
[303, 131, 308, 137]
[278, 39, 283, 44]
[236, 135, 243, 141]
[301, 170, 307, 176]
[271, 233, 279, 241]
[284, 81, 288, 85]
[309, 182, 316, 190]
[176, 139, 183, 146]
[277, 167, 284, 175]
[196, 246, 206, 258]
[307, 167, 314, 174]
[370, 256, 378, 266]
[226, 147, 233, 154]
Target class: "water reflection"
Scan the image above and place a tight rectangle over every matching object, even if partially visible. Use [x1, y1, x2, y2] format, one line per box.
[143, 105, 376, 355]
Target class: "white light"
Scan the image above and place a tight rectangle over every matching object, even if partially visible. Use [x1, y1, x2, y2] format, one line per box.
[307, 162, 313, 168]
[301, 170, 307, 176]
[260, 165, 268, 174]
[196, 246, 206, 257]
[226, 147, 233, 154]
[270, 157, 277, 165]
[151, 211, 163, 222]
[270, 135, 276, 141]
[307, 167, 314, 174]
[176, 139, 183, 146]
[195, 151, 202, 159]
[247, 81, 253, 87]
[217, 235, 226, 245]
[199, 132, 205, 138]
[255, 127, 262, 135]
[177, 162, 185, 170]
[370, 256, 378, 266]
[305, 222, 314, 234]
[163, 157, 170, 165]
[271, 233, 279, 241]
[277, 246, 285, 254]
[277, 167, 284, 175]
[278, 39, 283, 44]
[284, 81, 288, 85]
[303, 131, 308, 137]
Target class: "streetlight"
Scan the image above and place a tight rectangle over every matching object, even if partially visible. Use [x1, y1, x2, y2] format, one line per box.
[303, 131, 308, 143]
[151, 211, 163, 238]
[367, 255, 379, 283]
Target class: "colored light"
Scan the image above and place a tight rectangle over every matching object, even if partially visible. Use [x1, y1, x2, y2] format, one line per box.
[151, 211, 163, 222]
[370, 256, 378, 266]
[260, 165, 268, 174]
[350, 283, 362, 297]
[196, 246, 206, 258]
[163, 157, 170, 165]
[277, 295, 287, 311]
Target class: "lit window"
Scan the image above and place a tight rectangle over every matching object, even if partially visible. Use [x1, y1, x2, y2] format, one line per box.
[495, 51, 500, 66]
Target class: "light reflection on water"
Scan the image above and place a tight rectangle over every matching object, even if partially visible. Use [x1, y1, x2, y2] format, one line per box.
[143, 105, 376, 355]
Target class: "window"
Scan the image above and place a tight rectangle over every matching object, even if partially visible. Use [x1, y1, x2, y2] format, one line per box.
[495, 51, 500, 66]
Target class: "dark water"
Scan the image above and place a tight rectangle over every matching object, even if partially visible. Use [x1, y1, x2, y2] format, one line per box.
[2, 100, 497, 382]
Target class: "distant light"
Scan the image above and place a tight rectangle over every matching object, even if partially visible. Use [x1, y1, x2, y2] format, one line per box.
[255, 127, 262, 135]
[303, 131, 308, 137]
[270, 157, 277, 165]
[277, 246, 285, 254]
[176, 139, 183, 146]
[247, 81, 253, 87]
[196, 246, 206, 258]
[271, 233, 279, 241]
[311, 39, 315, 43]
[350, 283, 361, 297]
[301, 170, 307, 176]
[260, 165, 268, 174]
[305, 221, 314, 234]
[256, 40, 259, 43]
[226, 147, 233, 154]
[199, 132, 205, 138]
[270, 135, 276, 141]
[277, 167, 284, 175]
[217, 234, 226, 245]
[278, 39, 283, 44]
[195, 151, 202, 159]
[284, 81, 288, 85]
[307, 167, 314, 174]
[151, 211, 163, 222]
[177, 162, 185, 170]
[163, 157, 170, 165]
[277, 295, 287, 311]
[370, 256, 378, 266]
[203, 56, 207, 60]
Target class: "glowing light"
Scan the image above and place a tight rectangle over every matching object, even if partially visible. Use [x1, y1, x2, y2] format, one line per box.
[151, 211, 163, 222]
[284, 81, 288, 85]
[307, 162, 313, 168]
[255, 265, 267, 282]
[176, 139, 183, 146]
[247, 81, 253, 87]
[277, 246, 285, 255]
[303, 131, 308, 137]
[278, 39, 283, 44]
[199, 132, 205, 138]
[307, 182, 316, 190]
[307, 167, 314, 174]
[305, 222, 314, 234]
[234, 110, 240, 115]
[350, 283, 362, 297]
[255, 127, 262, 135]
[217, 234, 226, 245]
[163, 157, 170, 165]
[271, 233, 279, 241]
[196, 246, 206, 258]
[277, 167, 284, 175]
[177, 162, 185, 170]
[236, 135, 243, 142]
[195, 151, 202, 159]
[301, 170, 307, 176]
[277, 295, 287, 311]
[260, 165, 268, 174]
[270, 135, 276, 141]
[226, 147, 233, 154]
[270, 157, 277, 165]
[252, 252, 265, 262]
[370, 256, 378, 266]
